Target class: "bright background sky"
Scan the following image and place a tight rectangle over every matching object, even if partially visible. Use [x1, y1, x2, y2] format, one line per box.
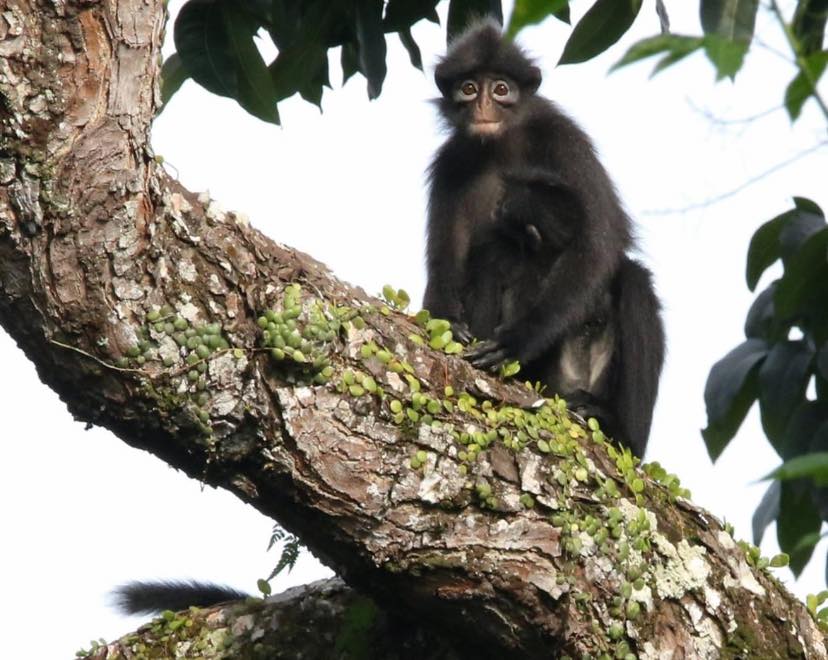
[2, 2, 827, 656]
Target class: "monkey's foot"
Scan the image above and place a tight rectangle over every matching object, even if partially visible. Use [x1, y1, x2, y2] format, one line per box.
[451, 320, 474, 344]
[464, 339, 510, 370]
[566, 390, 612, 433]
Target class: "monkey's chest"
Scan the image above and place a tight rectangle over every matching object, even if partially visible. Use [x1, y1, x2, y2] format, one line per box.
[452, 171, 504, 263]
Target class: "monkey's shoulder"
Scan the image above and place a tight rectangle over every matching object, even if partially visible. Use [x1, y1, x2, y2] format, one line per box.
[518, 99, 600, 163]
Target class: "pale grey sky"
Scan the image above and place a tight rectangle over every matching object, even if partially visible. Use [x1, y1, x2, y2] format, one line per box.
[2, 2, 827, 656]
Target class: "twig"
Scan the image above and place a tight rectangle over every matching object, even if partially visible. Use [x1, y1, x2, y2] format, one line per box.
[769, 0, 828, 123]
[49, 339, 143, 373]
[686, 98, 783, 126]
[642, 139, 828, 215]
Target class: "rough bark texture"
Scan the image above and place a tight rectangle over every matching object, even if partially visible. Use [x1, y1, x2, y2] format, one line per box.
[86, 578, 462, 660]
[0, 2, 825, 658]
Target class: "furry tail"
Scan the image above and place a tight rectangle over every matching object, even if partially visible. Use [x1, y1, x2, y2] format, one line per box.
[111, 580, 250, 615]
[612, 257, 665, 457]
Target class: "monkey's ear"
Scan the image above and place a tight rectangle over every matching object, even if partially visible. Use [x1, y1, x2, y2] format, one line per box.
[524, 66, 542, 94]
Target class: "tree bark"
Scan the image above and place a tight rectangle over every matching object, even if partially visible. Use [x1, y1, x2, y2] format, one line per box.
[0, 2, 825, 658]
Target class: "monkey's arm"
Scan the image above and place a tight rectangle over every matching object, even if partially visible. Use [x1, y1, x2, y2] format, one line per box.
[467, 202, 619, 368]
[423, 189, 474, 343]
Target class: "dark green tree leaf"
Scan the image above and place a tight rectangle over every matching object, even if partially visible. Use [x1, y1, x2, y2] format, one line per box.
[398, 28, 424, 70]
[447, 0, 504, 42]
[746, 211, 786, 291]
[175, 0, 239, 98]
[174, 0, 279, 123]
[818, 342, 828, 380]
[744, 284, 778, 340]
[270, 43, 330, 107]
[703, 338, 768, 461]
[298, 51, 330, 108]
[793, 196, 825, 217]
[784, 50, 828, 121]
[752, 481, 780, 545]
[611, 34, 703, 75]
[758, 340, 814, 444]
[778, 480, 823, 576]
[779, 200, 826, 263]
[241, 0, 272, 25]
[507, 0, 570, 37]
[224, 4, 280, 122]
[698, 0, 758, 79]
[764, 452, 828, 485]
[781, 402, 828, 460]
[268, 1, 303, 49]
[746, 199, 826, 291]
[159, 53, 190, 109]
[384, 0, 440, 31]
[355, 0, 388, 99]
[700, 0, 759, 41]
[792, 0, 828, 56]
[703, 34, 749, 80]
[341, 42, 360, 84]
[559, 0, 643, 65]
[774, 226, 828, 321]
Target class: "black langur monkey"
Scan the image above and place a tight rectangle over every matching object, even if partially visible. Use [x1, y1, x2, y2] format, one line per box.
[423, 20, 664, 457]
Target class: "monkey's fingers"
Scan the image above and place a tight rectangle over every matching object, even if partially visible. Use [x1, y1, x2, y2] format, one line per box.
[525, 224, 543, 251]
[451, 321, 473, 344]
[463, 339, 498, 361]
[465, 340, 510, 370]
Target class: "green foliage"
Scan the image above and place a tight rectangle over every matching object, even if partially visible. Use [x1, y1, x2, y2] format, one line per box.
[447, 0, 503, 42]
[381, 284, 411, 311]
[266, 524, 303, 581]
[163, 0, 689, 121]
[506, 0, 570, 37]
[785, 51, 828, 120]
[159, 53, 189, 108]
[704, 198, 828, 577]
[806, 589, 828, 628]
[174, 0, 280, 123]
[259, 284, 340, 384]
[558, 0, 643, 65]
[614, 0, 827, 119]
[792, 0, 828, 56]
[700, 0, 759, 42]
[334, 596, 380, 658]
[612, 34, 704, 76]
[765, 453, 828, 484]
[165, 0, 445, 122]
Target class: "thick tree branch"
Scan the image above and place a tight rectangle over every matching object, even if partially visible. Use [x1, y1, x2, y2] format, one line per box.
[0, 2, 825, 657]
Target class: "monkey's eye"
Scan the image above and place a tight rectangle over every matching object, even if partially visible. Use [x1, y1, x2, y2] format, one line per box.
[453, 80, 478, 101]
[492, 80, 518, 104]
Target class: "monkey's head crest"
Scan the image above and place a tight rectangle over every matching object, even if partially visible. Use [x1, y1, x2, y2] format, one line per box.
[434, 19, 542, 97]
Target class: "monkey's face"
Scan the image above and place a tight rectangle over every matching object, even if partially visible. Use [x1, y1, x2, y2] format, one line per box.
[447, 75, 520, 138]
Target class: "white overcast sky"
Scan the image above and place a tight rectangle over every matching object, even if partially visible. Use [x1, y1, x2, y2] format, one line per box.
[2, 2, 827, 657]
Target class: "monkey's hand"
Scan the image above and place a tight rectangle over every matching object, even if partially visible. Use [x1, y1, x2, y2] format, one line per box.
[464, 339, 510, 371]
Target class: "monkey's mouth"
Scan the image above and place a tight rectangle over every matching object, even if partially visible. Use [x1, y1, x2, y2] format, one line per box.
[469, 121, 502, 136]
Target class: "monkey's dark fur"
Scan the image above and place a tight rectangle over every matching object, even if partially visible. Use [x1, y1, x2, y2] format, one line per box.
[112, 580, 249, 615]
[424, 21, 664, 456]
